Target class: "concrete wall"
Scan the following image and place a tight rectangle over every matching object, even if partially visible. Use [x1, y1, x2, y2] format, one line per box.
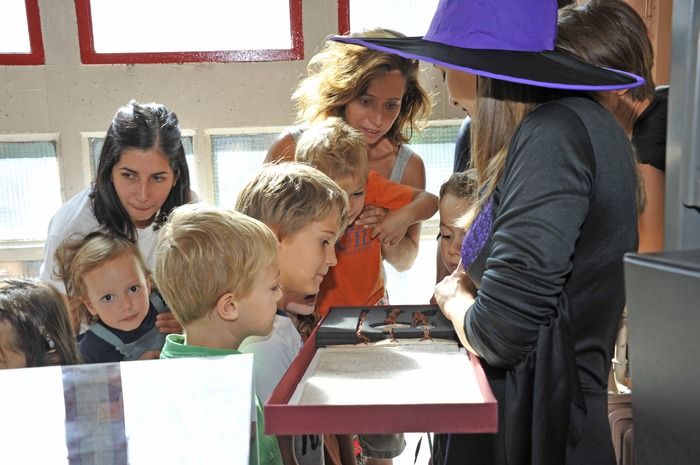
[0, 0, 460, 204]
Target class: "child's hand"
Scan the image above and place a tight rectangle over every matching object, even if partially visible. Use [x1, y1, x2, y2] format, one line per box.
[370, 209, 411, 246]
[355, 205, 388, 229]
[155, 312, 183, 334]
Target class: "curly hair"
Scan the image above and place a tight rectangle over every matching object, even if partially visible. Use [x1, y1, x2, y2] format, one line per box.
[293, 29, 432, 146]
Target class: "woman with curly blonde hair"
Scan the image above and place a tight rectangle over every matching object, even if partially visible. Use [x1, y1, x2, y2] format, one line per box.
[266, 29, 432, 272]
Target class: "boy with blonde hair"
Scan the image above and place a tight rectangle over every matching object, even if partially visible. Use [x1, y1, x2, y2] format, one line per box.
[296, 117, 439, 316]
[295, 118, 437, 465]
[236, 162, 350, 465]
[154, 203, 283, 465]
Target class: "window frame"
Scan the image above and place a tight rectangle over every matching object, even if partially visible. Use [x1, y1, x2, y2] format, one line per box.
[338, 0, 350, 34]
[0, 0, 45, 65]
[73, 0, 304, 64]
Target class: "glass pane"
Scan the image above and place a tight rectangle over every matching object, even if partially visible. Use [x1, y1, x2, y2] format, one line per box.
[88, 137, 103, 175]
[89, 0, 292, 53]
[0, 142, 62, 242]
[0, 0, 31, 53]
[385, 237, 438, 304]
[409, 123, 460, 222]
[88, 136, 198, 196]
[385, 123, 460, 304]
[0, 260, 42, 279]
[349, 0, 439, 36]
[212, 133, 278, 207]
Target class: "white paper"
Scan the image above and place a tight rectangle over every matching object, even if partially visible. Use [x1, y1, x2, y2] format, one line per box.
[0, 366, 69, 465]
[289, 340, 484, 406]
[121, 354, 255, 465]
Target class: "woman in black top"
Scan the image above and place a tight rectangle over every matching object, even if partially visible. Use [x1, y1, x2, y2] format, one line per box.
[332, 0, 644, 463]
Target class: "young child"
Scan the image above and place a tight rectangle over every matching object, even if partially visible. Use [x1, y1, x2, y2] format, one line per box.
[54, 232, 168, 363]
[236, 162, 349, 465]
[295, 118, 438, 465]
[295, 117, 439, 317]
[154, 203, 283, 465]
[0, 278, 81, 369]
[437, 171, 476, 277]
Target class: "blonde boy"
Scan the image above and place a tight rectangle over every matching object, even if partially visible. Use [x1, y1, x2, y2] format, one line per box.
[154, 203, 283, 465]
[295, 117, 439, 317]
[236, 162, 349, 465]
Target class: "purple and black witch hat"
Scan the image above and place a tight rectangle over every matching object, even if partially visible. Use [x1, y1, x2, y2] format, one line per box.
[331, 0, 644, 91]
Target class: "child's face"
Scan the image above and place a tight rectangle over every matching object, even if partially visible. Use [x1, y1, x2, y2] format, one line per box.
[278, 208, 342, 296]
[0, 321, 26, 369]
[83, 253, 151, 331]
[439, 193, 469, 273]
[335, 175, 367, 226]
[235, 260, 282, 337]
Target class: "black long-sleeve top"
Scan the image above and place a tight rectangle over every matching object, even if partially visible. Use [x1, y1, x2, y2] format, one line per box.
[464, 96, 638, 465]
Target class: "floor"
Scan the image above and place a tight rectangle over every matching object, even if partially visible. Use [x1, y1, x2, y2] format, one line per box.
[393, 433, 432, 465]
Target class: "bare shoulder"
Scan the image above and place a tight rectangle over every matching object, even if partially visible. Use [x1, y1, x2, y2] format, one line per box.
[265, 132, 296, 163]
[402, 150, 427, 189]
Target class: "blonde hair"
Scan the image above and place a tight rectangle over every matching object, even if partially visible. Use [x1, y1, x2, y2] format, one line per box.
[439, 170, 477, 199]
[295, 117, 369, 182]
[293, 28, 431, 146]
[54, 232, 149, 325]
[154, 204, 278, 326]
[236, 163, 349, 240]
[466, 78, 550, 223]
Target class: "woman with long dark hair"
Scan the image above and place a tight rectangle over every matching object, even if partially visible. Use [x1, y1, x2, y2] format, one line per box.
[40, 101, 192, 332]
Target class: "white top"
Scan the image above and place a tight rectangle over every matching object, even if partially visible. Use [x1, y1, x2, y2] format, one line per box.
[239, 314, 303, 403]
[39, 186, 160, 294]
[239, 314, 324, 465]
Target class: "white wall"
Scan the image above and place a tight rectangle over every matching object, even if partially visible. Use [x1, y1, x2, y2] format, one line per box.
[0, 0, 462, 205]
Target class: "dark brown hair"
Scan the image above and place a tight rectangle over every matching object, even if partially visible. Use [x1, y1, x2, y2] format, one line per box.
[557, 0, 655, 101]
[0, 279, 81, 367]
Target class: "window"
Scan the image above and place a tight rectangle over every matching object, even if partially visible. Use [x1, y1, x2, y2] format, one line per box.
[0, 140, 62, 243]
[384, 121, 461, 304]
[84, 132, 199, 195]
[209, 130, 282, 207]
[75, 0, 303, 64]
[0, 0, 45, 65]
[0, 137, 62, 279]
[338, 0, 439, 35]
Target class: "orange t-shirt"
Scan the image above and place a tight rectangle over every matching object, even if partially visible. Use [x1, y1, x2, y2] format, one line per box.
[315, 171, 414, 316]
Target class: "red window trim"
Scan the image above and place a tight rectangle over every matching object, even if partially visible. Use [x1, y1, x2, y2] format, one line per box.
[338, 0, 350, 35]
[74, 0, 304, 64]
[0, 0, 45, 65]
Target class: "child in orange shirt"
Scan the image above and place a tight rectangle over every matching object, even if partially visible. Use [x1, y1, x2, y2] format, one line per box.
[296, 117, 438, 465]
[296, 118, 438, 317]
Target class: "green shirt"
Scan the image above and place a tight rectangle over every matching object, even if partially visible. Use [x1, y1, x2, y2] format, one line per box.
[160, 334, 283, 465]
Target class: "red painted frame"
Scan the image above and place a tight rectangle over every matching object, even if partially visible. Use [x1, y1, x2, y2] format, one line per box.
[337, 0, 350, 34]
[0, 0, 45, 65]
[74, 0, 304, 64]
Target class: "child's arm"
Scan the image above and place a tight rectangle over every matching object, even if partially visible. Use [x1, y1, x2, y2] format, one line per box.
[370, 189, 438, 247]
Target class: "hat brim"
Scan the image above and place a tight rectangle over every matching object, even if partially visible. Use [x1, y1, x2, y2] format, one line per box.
[331, 36, 644, 91]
